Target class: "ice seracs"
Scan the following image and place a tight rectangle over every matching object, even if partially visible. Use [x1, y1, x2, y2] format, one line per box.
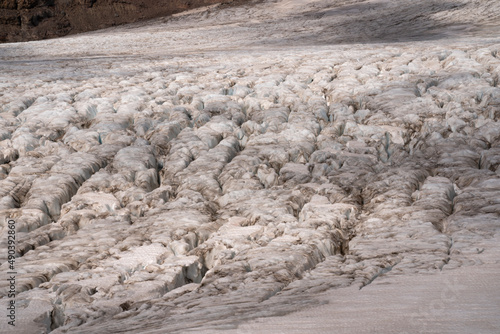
[1, 0, 500, 333]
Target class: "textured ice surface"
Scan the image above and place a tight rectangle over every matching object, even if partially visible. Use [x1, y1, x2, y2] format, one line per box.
[0, 0, 500, 333]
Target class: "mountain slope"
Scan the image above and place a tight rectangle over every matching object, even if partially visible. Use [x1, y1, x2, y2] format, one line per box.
[0, 0, 232, 43]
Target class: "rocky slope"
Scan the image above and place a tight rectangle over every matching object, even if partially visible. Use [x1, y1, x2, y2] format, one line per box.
[0, 0, 230, 43]
[0, 0, 500, 333]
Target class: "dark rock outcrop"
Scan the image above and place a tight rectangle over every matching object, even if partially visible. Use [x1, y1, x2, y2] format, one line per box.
[0, 0, 229, 43]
